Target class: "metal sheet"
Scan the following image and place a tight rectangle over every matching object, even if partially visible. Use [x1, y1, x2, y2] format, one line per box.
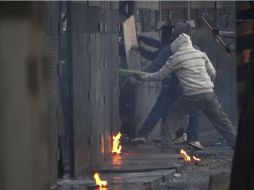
[102, 33, 113, 156]
[135, 1, 159, 10]
[100, 1, 111, 9]
[72, 33, 91, 176]
[134, 82, 161, 139]
[44, 35, 59, 185]
[70, 2, 120, 176]
[88, 1, 100, 7]
[101, 8, 112, 33]
[111, 34, 120, 136]
[44, 1, 60, 185]
[71, 3, 89, 33]
[89, 33, 105, 168]
[88, 7, 101, 33]
[111, 9, 120, 33]
[161, 7, 188, 25]
[111, 1, 119, 10]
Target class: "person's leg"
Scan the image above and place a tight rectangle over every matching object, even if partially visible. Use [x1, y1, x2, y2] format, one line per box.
[187, 111, 201, 142]
[202, 92, 236, 148]
[162, 96, 199, 147]
[138, 87, 176, 138]
[186, 111, 204, 150]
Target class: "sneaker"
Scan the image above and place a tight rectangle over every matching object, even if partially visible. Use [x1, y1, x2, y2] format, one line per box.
[188, 141, 204, 150]
[174, 133, 187, 144]
[131, 137, 146, 144]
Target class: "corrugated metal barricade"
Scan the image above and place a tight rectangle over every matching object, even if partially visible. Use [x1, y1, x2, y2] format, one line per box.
[71, 1, 94, 177]
[70, 1, 120, 177]
[44, 1, 61, 184]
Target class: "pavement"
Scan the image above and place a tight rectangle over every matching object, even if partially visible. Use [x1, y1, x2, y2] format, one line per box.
[54, 142, 234, 190]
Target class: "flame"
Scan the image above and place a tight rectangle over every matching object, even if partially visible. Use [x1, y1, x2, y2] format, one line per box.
[193, 156, 201, 161]
[180, 149, 191, 161]
[180, 149, 201, 162]
[112, 132, 122, 154]
[93, 173, 108, 188]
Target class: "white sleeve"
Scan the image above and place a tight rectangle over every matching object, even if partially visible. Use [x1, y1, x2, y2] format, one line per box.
[142, 58, 175, 81]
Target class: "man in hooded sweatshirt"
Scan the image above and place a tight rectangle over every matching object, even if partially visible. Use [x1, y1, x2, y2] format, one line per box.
[137, 33, 236, 149]
[131, 22, 203, 149]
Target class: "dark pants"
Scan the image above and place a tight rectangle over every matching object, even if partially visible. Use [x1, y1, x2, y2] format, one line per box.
[163, 92, 236, 148]
[138, 84, 200, 142]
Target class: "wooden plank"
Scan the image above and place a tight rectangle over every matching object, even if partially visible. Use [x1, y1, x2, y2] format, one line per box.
[123, 15, 140, 70]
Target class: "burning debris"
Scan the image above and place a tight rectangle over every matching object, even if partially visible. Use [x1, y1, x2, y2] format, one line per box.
[180, 149, 191, 161]
[93, 172, 108, 188]
[180, 149, 201, 162]
[112, 132, 122, 154]
[193, 156, 201, 161]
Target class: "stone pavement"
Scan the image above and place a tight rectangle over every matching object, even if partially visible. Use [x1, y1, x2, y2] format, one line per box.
[55, 143, 234, 190]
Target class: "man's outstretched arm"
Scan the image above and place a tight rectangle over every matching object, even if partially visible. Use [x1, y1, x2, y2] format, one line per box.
[144, 45, 172, 73]
[138, 46, 161, 61]
[138, 35, 161, 48]
[142, 58, 175, 81]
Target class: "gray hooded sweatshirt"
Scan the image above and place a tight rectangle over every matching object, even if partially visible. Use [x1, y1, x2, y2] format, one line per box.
[142, 33, 216, 96]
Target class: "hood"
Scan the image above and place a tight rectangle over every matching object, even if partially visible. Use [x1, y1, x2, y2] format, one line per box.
[171, 33, 193, 54]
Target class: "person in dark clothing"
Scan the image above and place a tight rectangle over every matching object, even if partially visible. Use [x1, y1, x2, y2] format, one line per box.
[131, 22, 203, 149]
[137, 24, 173, 61]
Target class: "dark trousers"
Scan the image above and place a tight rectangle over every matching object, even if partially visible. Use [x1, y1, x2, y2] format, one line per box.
[163, 92, 236, 148]
[138, 85, 200, 141]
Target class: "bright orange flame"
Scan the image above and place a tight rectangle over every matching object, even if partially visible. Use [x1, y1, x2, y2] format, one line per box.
[180, 149, 191, 161]
[112, 132, 122, 154]
[193, 156, 201, 161]
[93, 173, 108, 188]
